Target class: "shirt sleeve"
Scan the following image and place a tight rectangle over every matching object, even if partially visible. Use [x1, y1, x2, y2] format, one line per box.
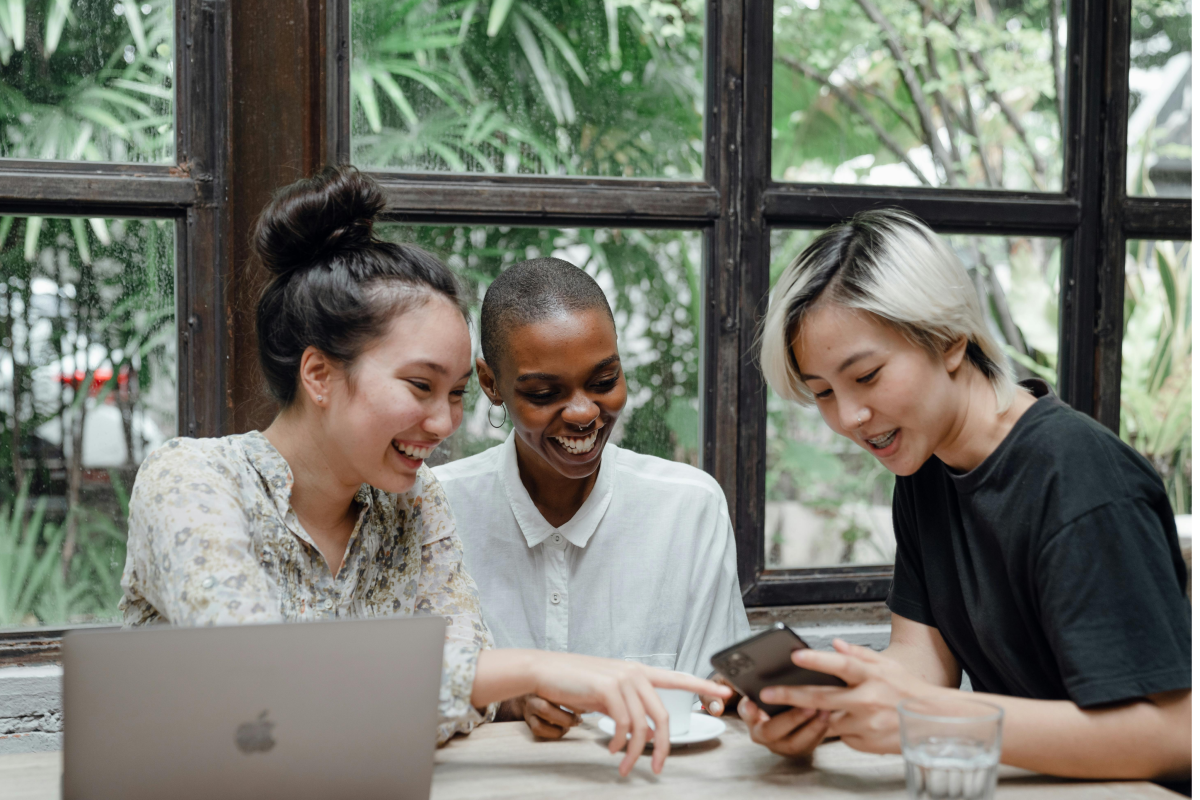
[885, 477, 937, 628]
[121, 439, 282, 627]
[412, 468, 498, 744]
[676, 490, 752, 678]
[1035, 499, 1191, 707]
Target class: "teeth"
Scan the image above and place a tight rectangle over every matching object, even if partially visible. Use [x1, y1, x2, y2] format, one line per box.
[866, 430, 897, 448]
[553, 430, 599, 455]
[393, 441, 436, 460]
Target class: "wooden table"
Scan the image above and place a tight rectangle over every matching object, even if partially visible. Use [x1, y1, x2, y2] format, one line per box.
[0, 718, 1178, 799]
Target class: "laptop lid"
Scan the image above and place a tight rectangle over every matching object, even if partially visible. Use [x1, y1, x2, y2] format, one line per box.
[63, 615, 447, 800]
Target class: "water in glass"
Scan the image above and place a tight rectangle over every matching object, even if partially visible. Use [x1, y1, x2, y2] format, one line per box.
[903, 736, 1000, 800]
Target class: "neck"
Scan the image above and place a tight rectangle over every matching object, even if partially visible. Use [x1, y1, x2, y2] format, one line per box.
[262, 408, 361, 561]
[933, 370, 1036, 473]
[513, 435, 600, 528]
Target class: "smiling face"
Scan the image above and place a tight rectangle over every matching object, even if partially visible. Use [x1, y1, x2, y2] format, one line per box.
[314, 294, 472, 494]
[481, 308, 627, 480]
[793, 302, 966, 477]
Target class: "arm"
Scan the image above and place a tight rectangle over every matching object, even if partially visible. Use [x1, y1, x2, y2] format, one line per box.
[762, 642, 1192, 781]
[124, 441, 281, 626]
[882, 613, 960, 688]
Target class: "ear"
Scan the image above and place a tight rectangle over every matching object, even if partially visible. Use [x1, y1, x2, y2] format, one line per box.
[943, 336, 969, 374]
[476, 357, 502, 404]
[298, 346, 337, 407]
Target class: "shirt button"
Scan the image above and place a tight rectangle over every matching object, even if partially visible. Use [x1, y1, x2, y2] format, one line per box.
[323, 598, 334, 610]
[551, 533, 563, 545]
[201, 577, 216, 589]
[550, 592, 561, 605]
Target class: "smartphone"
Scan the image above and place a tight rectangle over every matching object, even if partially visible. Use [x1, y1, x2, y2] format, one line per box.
[710, 623, 846, 716]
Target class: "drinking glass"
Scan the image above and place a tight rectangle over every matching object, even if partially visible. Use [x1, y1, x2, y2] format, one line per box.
[898, 696, 1004, 800]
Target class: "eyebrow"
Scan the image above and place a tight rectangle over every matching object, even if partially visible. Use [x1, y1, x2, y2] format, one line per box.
[407, 361, 472, 381]
[515, 354, 621, 383]
[798, 349, 876, 382]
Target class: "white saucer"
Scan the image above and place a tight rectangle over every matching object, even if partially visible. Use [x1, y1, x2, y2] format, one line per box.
[597, 713, 726, 746]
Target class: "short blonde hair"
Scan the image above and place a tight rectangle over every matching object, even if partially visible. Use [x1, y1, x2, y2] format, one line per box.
[759, 209, 1016, 412]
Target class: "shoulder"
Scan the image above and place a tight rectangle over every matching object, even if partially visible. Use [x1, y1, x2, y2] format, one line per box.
[1014, 398, 1162, 495]
[431, 443, 505, 486]
[609, 446, 729, 510]
[134, 435, 247, 495]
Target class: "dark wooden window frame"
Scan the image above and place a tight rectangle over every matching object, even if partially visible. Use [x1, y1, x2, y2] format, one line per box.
[0, 0, 1191, 658]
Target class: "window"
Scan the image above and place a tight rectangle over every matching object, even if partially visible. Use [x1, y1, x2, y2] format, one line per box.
[0, 0, 228, 634]
[0, 0, 1190, 645]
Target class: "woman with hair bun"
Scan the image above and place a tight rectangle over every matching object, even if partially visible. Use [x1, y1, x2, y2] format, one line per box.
[747, 210, 1190, 788]
[119, 165, 728, 775]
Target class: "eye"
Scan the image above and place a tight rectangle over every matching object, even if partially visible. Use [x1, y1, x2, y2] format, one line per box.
[407, 379, 431, 393]
[522, 390, 558, 403]
[591, 374, 619, 391]
[813, 388, 833, 399]
[856, 367, 881, 385]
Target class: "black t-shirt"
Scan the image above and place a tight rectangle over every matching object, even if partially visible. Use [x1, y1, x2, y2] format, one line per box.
[887, 381, 1191, 709]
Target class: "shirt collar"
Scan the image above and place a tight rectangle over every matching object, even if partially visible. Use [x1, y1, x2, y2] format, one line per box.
[499, 430, 615, 549]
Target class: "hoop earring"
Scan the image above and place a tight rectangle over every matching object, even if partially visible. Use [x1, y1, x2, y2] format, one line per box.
[487, 403, 508, 429]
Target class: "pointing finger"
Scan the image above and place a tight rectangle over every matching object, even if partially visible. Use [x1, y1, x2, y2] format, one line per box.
[792, 648, 871, 685]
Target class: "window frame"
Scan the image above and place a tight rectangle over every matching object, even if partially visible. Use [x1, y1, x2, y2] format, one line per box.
[0, 0, 1190, 659]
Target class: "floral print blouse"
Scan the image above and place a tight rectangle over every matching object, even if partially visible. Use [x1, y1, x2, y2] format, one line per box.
[120, 431, 496, 744]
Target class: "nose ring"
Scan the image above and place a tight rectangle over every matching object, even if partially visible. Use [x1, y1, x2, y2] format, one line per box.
[856, 409, 867, 426]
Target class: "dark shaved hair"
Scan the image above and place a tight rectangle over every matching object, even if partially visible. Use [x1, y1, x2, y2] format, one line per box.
[479, 257, 616, 370]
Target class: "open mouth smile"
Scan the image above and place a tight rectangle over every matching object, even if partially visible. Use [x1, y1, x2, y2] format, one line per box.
[551, 425, 603, 456]
[864, 429, 898, 450]
[392, 440, 437, 462]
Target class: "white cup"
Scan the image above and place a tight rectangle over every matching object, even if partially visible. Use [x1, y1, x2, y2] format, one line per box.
[654, 685, 694, 736]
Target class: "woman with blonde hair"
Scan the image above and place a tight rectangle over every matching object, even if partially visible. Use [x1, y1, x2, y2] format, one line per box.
[746, 210, 1190, 790]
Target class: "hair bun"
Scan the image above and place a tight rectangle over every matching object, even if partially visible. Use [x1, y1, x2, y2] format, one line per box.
[253, 165, 386, 279]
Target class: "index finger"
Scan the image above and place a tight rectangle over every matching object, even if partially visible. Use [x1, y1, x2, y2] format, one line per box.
[793, 648, 870, 685]
[645, 669, 732, 698]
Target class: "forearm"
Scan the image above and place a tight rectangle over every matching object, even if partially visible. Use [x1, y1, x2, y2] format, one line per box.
[470, 649, 540, 708]
[881, 642, 959, 688]
[939, 687, 1191, 780]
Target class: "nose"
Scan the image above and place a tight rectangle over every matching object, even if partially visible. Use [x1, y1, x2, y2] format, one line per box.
[839, 403, 871, 433]
[422, 397, 457, 439]
[561, 390, 600, 429]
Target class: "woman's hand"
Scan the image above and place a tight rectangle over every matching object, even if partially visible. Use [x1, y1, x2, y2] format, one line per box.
[738, 696, 832, 759]
[528, 653, 732, 776]
[755, 638, 937, 755]
[700, 675, 741, 716]
[514, 693, 582, 740]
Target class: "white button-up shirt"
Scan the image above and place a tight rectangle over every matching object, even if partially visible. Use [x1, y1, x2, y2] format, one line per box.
[434, 432, 750, 677]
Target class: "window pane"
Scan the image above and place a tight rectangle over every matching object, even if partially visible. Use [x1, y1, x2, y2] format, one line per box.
[0, 1, 174, 163]
[377, 225, 701, 467]
[765, 228, 1061, 569]
[772, 0, 1064, 191]
[1123, 240, 1190, 513]
[350, 1, 704, 178]
[0, 215, 175, 628]
[1128, 0, 1191, 197]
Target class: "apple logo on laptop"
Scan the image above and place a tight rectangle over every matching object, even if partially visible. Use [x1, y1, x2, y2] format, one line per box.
[235, 711, 276, 754]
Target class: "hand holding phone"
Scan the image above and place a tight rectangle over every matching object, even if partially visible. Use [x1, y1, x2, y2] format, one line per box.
[710, 623, 846, 716]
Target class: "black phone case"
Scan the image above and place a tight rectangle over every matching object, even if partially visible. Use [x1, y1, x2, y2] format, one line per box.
[710, 623, 846, 716]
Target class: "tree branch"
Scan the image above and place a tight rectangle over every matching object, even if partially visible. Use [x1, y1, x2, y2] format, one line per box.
[855, 0, 958, 185]
[1049, 0, 1065, 133]
[954, 48, 1000, 187]
[909, 0, 1049, 183]
[923, 35, 965, 181]
[777, 54, 933, 186]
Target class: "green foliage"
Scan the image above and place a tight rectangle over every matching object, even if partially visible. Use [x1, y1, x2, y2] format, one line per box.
[351, 0, 704, 177]
[773, 0, 1062, 190]
[0, 476, 126, 627]
[0, 0, 173, 161]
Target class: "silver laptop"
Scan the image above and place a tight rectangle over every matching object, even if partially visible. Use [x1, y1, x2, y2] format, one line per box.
[63, 615, 446, 800]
